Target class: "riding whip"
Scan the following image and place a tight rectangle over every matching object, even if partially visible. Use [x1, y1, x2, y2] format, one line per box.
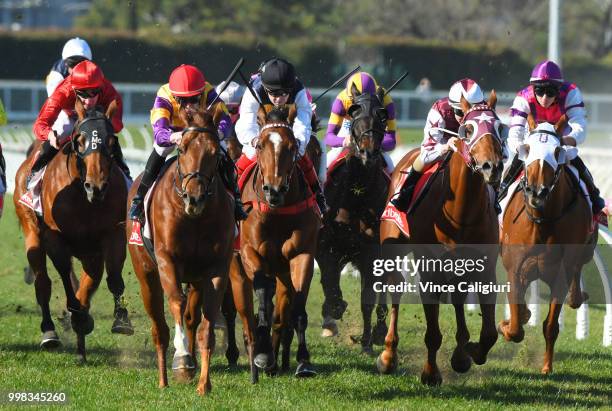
[207, 57, 245, 110]
[384, 71, 410, 96]
[312, 65, 361, 104]
[237, 66, 266, 113]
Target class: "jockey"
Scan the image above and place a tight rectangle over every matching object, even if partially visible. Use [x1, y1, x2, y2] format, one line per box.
[325, 71, 397, 174]
[46, 37, 93, 97]
[128, 64, 247, 222]
[234, 57, 327, 213]
[499, 60, 605, 214]
[391, 78, 485, 211]
[29, 60, 131, 185]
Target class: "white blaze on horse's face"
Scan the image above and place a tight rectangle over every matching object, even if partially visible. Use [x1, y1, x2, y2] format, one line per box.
[268, 131, 283, 178]
[520, 123, 576, 172]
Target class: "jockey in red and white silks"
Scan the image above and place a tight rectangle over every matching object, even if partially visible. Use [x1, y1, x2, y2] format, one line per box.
[391, 78, 485, 211]
[498, 60, 604, 214]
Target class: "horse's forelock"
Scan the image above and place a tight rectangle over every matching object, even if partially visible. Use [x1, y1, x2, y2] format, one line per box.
[266, 106, 290, 124]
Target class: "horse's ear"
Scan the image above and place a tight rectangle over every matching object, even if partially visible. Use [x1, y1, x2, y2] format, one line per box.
[554, 114, 568, 136]
[211, 102, 226, 128]
[460, 95, 470, 115]
[376, 86, 385, 104]
[105, 99, 118, 120]
[555, 146, 567, 165]
[526, 112, 537, 131]
[287, 105, 297, 125]
[178, 106, 191, 126]
[488, 89, 497, 110]
[518, 144, 530, 162]
[256, 106, 268, 127]
[75, 96, 86, 121]
[351, 83, 361, 100]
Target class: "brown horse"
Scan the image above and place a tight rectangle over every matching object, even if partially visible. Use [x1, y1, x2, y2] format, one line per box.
[230, 106, 320, 381]
[378, 93, 503, 385]
[317, 87, 390, 353]
[126, 106, 234, 395]
[498, 115, 595, 374]
[14, 99, 128, 362]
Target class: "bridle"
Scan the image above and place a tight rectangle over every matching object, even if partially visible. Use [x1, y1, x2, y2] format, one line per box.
[173, 126, 221, 199]
[69, 114, 115, 182]
[453, 104, 502, 173]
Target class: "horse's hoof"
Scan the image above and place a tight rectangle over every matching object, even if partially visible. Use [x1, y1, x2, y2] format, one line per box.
[226, 347, 240, 367]
[329, 299, 348, 320]
[361, 344, 375, 356]
[172, 354, 196, 382]
[451, 347, 472, 373]
[265, 363, 279, 377]
[71, 310, 94, 335]
[376, 353, 397, 375]
[76, 354, 87, 365]
[421, 368, 442, 386]
[372, 322, 388, 346]
[250, 365, 259, 384]
[321, 317, 338, 337]
[541, 365, 553, 375]
[40, 330, 61, 349]
[23, 266, 34, 285]
[465, 342, 487, 365]
[196, 381, 212, 396]
[295, 362, 317, 378]
[111, 308, 134, 335]
[254, 352, 274, 370]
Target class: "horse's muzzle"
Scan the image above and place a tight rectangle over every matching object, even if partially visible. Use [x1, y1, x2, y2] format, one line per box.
[263, 184, 288, 208]
[481, 160, 503, 185]
[182, 192, 206, 217]
[84, 180, 109, 202]
[525, 185, 549, 210]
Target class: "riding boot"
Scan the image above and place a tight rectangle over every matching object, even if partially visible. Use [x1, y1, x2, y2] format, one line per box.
[111, 143, 132, 181]
[128, 150, 165, 221]
[571, 156, 606, 214]
[497, 154, 523, 201]
[219, 153, 248, 221]
[390, 167, 422, 212]
[26, 140, 59, 188]
[297, 154, 328, 214]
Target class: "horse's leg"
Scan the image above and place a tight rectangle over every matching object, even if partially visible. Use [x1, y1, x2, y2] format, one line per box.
[104, 228, 133, 335]
[450, 302, 472, 373]
[466, 302, 498, 366]
[229, 254, 258, 383]
[270, 278, 292, 374]
[184, 282, 203, 368]
[253, 270, 276, 371]
[498, 279, 528, 343]
[133, 263, 170, 388]
[290, 253, 316, 377]
[421, 303, 443, 386]
[196, 273, 226, 396]
[221, 282, 239, 366]
[319, 250, 347, 336]
[156, 253, 193, 382]
[376, 304, 399, 374]
[73, 254, 104, 363]
[541, 297, 563, 374]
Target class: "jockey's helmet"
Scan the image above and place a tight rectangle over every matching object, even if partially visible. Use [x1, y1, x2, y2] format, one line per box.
[62, 37, 92, 61]
[261, 58, 296, 92]
[169, 65, 206, 97]
[216, 81, 245, 106]
[346, 72, 378, 99]
[530, 60, 563, 85]
[448, 78, 484, 109]
[71, 60, 104, 90]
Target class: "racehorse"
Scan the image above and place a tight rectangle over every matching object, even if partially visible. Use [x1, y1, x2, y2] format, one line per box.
[14, 99, 128, 361]
[230, 106, 320, 381]
[377, 93, 503, 385]
[317, 86, 390, 353]
[127, 106, 234, 395]
[498, 114, 596, 374]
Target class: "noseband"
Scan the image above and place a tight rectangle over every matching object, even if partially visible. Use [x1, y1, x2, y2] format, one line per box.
[173, 126, 221, 199]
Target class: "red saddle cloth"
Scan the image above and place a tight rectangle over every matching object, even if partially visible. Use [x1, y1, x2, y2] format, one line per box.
[380, 162, 441, 238]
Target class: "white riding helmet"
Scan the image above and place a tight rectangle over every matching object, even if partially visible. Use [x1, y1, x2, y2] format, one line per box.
[62, 37, 92, 61]
[448, 78, 484, 109]
[215, 81, 245, 106]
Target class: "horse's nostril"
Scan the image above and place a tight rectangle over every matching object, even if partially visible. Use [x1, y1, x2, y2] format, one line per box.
[482, 162, 492, 171]
[182, 192, 188, 200]
[263, 185, 270, 192]
[84, 182, 92, 191]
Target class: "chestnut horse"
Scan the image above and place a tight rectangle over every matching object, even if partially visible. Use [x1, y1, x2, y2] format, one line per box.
[378, 94, 504, 385]
[317, 87, 390, 353]
[14, 100, 128, 361]
[498, 115, 596, 374]
[127, 106, 234, 395]
[231, 106, 320, 381]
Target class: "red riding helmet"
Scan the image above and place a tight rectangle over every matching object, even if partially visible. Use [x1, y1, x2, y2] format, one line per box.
[71, 60, 104, 90]
[169, 64, 206, 97]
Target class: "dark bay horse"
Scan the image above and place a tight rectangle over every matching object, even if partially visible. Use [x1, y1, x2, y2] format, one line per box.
[498, 115, 596, 374]
[378, 94, 504, 385]
[317, 86, 390, 353]
[127, 106, 234, 395]
[14, 100, 128, 362]
[231, 106, 320, 381]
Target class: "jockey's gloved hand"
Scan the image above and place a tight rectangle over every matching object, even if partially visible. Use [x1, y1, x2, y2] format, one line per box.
[169, 131, 182, 145]
[48, 130, 59, 149]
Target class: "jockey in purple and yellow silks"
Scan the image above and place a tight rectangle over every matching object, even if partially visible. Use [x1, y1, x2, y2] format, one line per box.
[128, 64, 247, 221]
[498, 60, 604, 214]
[324, 72, 397, 173]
